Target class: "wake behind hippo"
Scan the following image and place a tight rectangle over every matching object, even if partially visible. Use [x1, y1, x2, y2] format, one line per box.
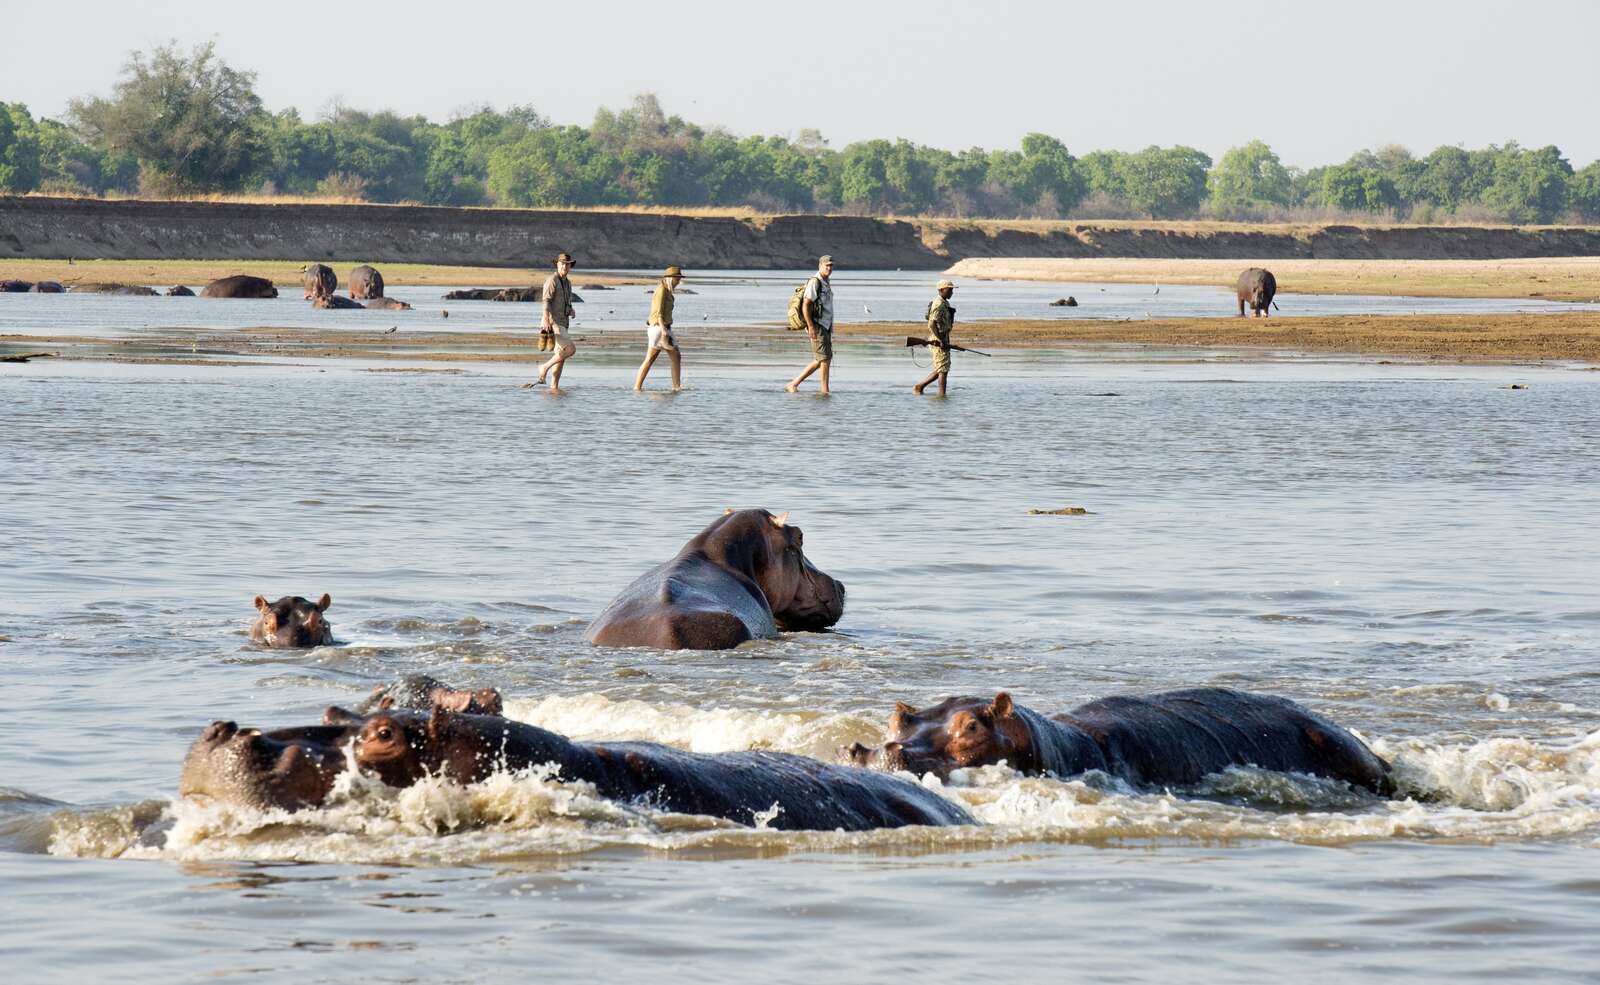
[853, 687, 1394, 796]
[181, 704, 971, 830]
[586, 509, 845, 650]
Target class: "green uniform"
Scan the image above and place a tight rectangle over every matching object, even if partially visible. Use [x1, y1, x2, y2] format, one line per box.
[926, 296, 955, 373]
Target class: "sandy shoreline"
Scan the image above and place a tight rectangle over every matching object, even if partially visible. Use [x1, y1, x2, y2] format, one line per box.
[947, 257, 1600, 303]
[0, 258, 651, 289]
[6, 311, 1600, 367]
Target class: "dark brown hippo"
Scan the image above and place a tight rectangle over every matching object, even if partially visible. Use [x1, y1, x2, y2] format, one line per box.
[201, 275, 278, 299]
[311, 294, 365, 309]
[349, 265, 385, 299]
[442, 288, 501, 301]
[1236, 267, 1278, 317]
[363, 296, 411, 310]
[301, 263, 337, 299]
[250, 593, 334, 648]
[0, 279, 31, 292]
[165, 285, 195, 297]
[30, 281, 65, 293]
[850, 687, 1394, 796]
[182, 703, 974, 829]
[355, 674, 503, 715]
[71, 283, 159, 296]
[586, 509, 846, 650]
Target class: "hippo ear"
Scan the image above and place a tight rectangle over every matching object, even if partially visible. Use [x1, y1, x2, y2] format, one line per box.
[379, 696, 395, 710]
[889, 701, 915, 732]
[316, 593, 332, 611]
[427, 703, 451, 744]
[253, 595, 269, 612]
[724, 507, 735, 515]
[770, 512, 789, 528]
[990, 692, 1015, 720]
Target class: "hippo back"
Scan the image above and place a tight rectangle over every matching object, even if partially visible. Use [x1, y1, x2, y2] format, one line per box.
[586, 552, 777, 650]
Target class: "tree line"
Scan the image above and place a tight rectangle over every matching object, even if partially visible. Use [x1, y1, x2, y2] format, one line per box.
[4, 42, 1600, 225]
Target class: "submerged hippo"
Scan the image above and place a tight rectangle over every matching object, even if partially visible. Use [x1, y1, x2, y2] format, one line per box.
[181, 703, 973, 829]
[165, 285, 195, 297]
[850, 687, 1394, 795]
[301, 263, 337, 299]
[349, 264, 385, 299]
[586, 508, 846, 650]
[202, 275, 278, 299]
[71, 283, 159, 296]
[363, 297, 411, 310]
[250, 593, 334, 648]
[1236, 267, 1278, 317]
[356, 674, 503, 715]
[311, 294, 364, 309]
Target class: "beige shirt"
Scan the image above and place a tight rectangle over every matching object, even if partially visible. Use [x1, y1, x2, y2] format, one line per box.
[542, 273, 574, 328]
[648, 281, 675, 326]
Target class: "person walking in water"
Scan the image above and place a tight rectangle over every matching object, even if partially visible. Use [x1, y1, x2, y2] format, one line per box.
[914, 279, 957, 396]
[786, 255, 835, 395]
[634, 265, 684, 391]
[525, 252, 577, 390]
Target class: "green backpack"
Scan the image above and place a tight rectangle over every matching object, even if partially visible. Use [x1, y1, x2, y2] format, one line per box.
[785, 279, 814, 331]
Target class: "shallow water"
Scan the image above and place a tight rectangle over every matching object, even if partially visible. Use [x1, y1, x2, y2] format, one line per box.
[2, 329, 1599, 980]
[3, 267, 1596, 340]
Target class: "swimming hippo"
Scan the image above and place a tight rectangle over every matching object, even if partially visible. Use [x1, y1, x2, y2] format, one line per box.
[363, 297, 411, 310]
[355, 674, 503, 715]
[201, 275, 278, 299]
[349, 264, 385, 299]
[1236, 267, 1278, 317]
[301, 263, 336, 299]
[586, 508, 846, 650]
[165, 285, 195, 297]
[182, 703, 973, 829]
[70, 283, 159, 296]
[850, 687, 1394, 795]
[311, 295, 365, 309]
[250, 593, 334, 648]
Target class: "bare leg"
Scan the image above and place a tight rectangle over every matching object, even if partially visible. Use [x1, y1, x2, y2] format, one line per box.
[634, 348, 660, 390]
[549, 343, 574, 391]
[818, 360, 831, 396]
[668, 347, 682, 391]
[787, 359, 821, 392]
[913, 370, 938, 394]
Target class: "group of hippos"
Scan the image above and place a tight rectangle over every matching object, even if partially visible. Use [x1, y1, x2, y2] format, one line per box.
[187, 509, 1396, 833]
[0, 263, 411, 310]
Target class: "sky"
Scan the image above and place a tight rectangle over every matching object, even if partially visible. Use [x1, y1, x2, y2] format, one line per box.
[6, 0, 1598, 168]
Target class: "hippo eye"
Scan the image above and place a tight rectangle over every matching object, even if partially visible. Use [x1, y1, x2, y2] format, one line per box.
[377, 727, 393, 741]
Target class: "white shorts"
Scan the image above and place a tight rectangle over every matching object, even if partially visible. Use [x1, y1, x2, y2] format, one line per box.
[647, 324, 677, 351]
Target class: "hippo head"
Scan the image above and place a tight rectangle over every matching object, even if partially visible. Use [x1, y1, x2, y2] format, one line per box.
[714, 509, 846, 631]
[847, 693, 1030, 779]
[179, 720, 354, 811]
[356, 674, 504, 716]
[251, 593, 334, 648]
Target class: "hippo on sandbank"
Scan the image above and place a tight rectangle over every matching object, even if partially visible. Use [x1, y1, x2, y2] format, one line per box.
[201, 275, 278, 299]
[349, 264, 385, 299]
[301, 263, 337, 299]
[311, 294, 364, 309]
[1236, 267, 1278, 317]
[849, 686, 1394, 796]
[30, 281, 65, 293]
[586, 508, 846, 650]
[181, 696, 972, 830]
[0, 279, 32, 292]
[250, 593, 334, 648]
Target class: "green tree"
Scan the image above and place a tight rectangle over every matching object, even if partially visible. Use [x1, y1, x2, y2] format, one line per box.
[69, 41, 266, 193]
[487, 126, 622, 206]
[1208, 140, 1291, 212]
[1480, 142, 1571, 223]
[0, 103, 43, 192]
[1118, 146, 1211, 217]
[1569, 161, 1600, 221]
[1078, 149, 1128, 199]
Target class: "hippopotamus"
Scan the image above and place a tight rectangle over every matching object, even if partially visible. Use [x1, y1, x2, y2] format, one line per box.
[356, 674, 503, 715]
[201, 275, 278, 299]
[0, 279, 31, 292]
[165, 285, 195, 297]
[71, 283, 159, 296]
[30, 281, 64, 293]
[311, 295, 364, 309]
[363, 297, 411, 310]
[349, 264, 384, 299]
[301, 263, 336, 299]
[181, 703, 973, 829]
[442, 288, 501, 301]
[1236, 267, 1278, 317]
[850, 687, 1394, 795]
[249, 593, 334, 648]
[586, 509, 846, 650]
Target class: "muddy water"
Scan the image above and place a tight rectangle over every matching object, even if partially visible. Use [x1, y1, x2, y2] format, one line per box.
[2, 336, 1599, 981]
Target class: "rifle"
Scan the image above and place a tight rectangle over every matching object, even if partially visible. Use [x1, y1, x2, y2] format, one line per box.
[905, 336, 991, 357]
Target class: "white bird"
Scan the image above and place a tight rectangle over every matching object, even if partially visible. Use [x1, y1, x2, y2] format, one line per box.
[702, 314, 709, 321]
[863, 304, 872, 316]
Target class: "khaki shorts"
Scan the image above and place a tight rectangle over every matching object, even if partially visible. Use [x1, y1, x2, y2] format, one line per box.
[809, 328, 833, 362]
[550, 326, 574, 353]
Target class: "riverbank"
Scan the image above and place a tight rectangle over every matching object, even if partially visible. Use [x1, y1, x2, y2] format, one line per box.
[0, 258, 650, 289]
[7, 195, 1600, 269]
[7, 311, 1600, 367]
[946, 257, 1600, 303]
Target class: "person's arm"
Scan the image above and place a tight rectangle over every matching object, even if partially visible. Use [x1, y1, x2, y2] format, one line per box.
[802, 278, 819, 338]
[541, 277, 555, 329]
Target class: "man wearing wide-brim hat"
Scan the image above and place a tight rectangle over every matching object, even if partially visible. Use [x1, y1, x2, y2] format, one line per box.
[914, 279, 957, 396]
[635, 265, 685, 391]
[526, 252, 577, 390]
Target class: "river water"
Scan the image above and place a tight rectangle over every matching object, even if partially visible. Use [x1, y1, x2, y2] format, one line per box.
[2, 276, 1599, 982]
